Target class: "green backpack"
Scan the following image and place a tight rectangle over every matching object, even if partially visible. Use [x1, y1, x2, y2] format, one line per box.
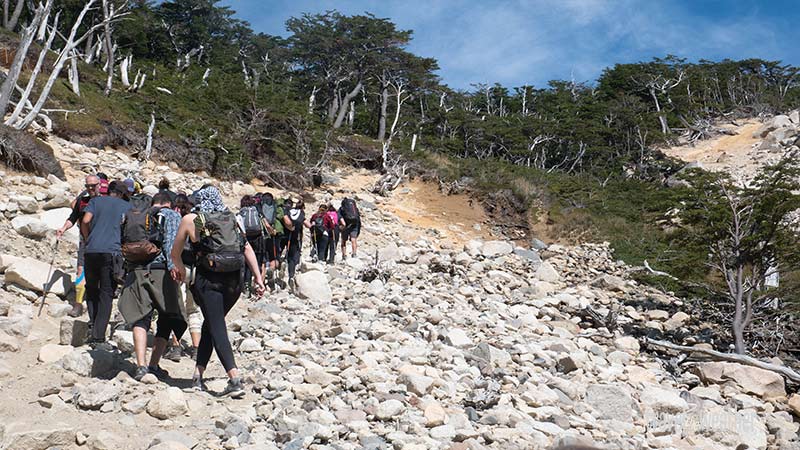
[272, 200, 285, 237]
[194, 211, 245, 272]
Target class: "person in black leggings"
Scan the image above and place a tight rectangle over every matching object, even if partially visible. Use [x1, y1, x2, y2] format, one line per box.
[170, 186, 264, 398]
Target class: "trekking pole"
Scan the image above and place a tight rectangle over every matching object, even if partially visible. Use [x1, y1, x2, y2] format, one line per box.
[37, 239, 61, 317]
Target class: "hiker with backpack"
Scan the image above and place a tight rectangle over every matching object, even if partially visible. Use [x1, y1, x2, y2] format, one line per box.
[174, 194, 202, 359]
[338, 197, 361, 259]
[158, 178, 178, 203]
[326, 204, 340, 264]
[284, 198, 305, 284]
[56, 174, 101, 317]
[307, 204, 336, 262]
[238, 195, 265, 296]
[170, 185, 265, 398]
[117, 192, 186, 381]
[80, 181, 132, 345]
[259, 193, 286, 290]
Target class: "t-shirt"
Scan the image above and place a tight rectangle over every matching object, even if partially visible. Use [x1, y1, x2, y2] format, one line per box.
[84, 196, 131, 254]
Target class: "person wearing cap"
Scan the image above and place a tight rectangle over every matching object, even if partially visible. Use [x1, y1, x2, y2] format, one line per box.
[56, 174, 102, 317]
[81, 181, 132, 345]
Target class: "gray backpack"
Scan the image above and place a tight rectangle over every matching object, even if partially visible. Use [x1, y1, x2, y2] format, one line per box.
[194, 211, 244, 272]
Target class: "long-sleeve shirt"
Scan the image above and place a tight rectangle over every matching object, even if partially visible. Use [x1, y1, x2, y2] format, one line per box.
[152, 208, 182, 270]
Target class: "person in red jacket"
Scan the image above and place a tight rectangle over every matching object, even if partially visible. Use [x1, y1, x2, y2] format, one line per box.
[307, 204, 335, 262]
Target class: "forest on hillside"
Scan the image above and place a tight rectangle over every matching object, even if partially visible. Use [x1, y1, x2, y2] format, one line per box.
[1, 0, 797, 181]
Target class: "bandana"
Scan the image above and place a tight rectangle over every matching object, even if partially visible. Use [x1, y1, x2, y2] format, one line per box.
[191, 186, 227, 213]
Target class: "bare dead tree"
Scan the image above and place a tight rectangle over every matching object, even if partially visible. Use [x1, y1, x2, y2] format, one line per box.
[0, 0, 51, 116]
[332, 81, 363, 129]
[6, 0, 128, 130]
[2, 0, 24, 30]
[140, 112, 155, 160]
[119, 53, 131, 88]
[68, 49, 81, 95]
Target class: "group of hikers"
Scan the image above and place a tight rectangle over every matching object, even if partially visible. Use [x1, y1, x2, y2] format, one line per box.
[52, 173, 361, 398]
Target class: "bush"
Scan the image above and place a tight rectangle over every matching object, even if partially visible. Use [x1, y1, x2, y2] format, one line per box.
[0, 125, 65, 179]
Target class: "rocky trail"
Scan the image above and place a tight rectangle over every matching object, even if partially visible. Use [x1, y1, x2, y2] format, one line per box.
[1, 136, 800, 449]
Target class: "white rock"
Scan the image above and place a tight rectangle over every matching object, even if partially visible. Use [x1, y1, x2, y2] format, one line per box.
[481, 240, 513, 258]
[37, 344, 73, 363]
[444, 328, 473, 348]
[5, 258, 71, 296]
[238, 338, 262, 352]
[639, 385, 688, 413]
[77, 382, 120, 410]
[11, 216, 48, 239]
[294, 270, 332, 303]
[376, 399, 404, 420]
[535, 262, 559, 282]
[147, 387, 188, 419]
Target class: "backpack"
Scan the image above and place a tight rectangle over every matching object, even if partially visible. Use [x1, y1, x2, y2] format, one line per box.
[129, 193, 153, 211]
[341, 198, 359, 222]
[194, 211, 245, 272]
[121, 206, 163, 264]
[238, 206, 262, 238]
[273, 201, 285, 236]
[313, 215, 326, 234]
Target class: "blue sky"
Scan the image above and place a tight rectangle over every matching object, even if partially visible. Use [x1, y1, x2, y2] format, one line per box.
[221, 0, 799, 90]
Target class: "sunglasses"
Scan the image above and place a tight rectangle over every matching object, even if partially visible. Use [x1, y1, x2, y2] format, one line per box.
[85, 183, 99, 188]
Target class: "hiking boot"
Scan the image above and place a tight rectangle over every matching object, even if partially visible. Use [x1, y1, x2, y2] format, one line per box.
[190, 375, 207, 392]
[222, 377, 245, 399]
[133, 366, 148, 382]
[164, 346, 182, 362]
[147, 365, 169, 380]
[67, 302, 83, 318]
[266, 269, 275, 291]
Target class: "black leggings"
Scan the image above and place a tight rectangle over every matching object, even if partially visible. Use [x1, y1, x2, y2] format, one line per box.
[287, 239, 301, 279]
[190, 270, 241, 372]
[84, 253, 117, 341]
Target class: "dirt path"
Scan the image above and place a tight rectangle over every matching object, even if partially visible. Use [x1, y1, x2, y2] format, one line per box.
[662, 119, 764, 176]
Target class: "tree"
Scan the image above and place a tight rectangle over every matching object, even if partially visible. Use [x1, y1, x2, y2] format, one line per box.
[680, 156, 800, 354]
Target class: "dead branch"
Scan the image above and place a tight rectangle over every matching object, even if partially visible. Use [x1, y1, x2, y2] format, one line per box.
[645, 338, 800, 384]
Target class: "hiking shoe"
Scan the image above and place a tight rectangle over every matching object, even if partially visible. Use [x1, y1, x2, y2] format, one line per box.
[222, 377, 245, 399]
[266, 269, 275, 291]
[164, 346, 182, 362]
[133, 366, 148, 381]
[67, 302, 84, 318]
[147, 365, 169, 380]
[190, 375, 207, 392]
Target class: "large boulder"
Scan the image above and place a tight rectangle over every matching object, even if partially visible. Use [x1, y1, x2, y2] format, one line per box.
[682, 406, 768, 449]
[13, 196, 38, 214]
[294, 270, 332, 303]
[4, 258, 71, 296]
[481, 240, 513, 258]
[0, 254, 25, 272]
[38, 208, 79, 244]
[147, 387, 188, 419]
[10, 216, 48, 239]
[37, 344, 73, 363]
[60, 318, 89, 346]
[2, 423, 75, 450]
[59, 348, 115, 377]
[695, 362, 786, 399]
[585, 384, 634, 422]
[76, 381, 121, 410]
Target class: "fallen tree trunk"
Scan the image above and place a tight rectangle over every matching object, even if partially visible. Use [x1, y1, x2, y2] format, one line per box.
[645, 338, 800, 384]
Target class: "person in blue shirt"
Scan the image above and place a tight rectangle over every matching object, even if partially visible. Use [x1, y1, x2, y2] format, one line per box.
[81, 181, 131, 344]
[118, 192, 186, 381]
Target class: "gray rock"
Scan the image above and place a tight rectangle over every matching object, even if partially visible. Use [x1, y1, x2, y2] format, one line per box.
[147, 387, 187, 419]
[530, 238, 548, 250]
[111, 330, 134, 353]
[2, 423, 75, 450]
[586, 384, 634, 422]
[444, 328, 473, 348]
[87, 431, 121, 450]
[639, 385, 688, 413]
[5, 258, 71, 296]
[695, 361, 786, 399]
[47, 303, 72, 318]
[149, 431, 198, 449]
[13, 196, 38, 214]
[59, 348, 115, 377]
[535, 262, 559, 282]
[60, 318, 89, 346]
[375, 399, 404, 420]
[37, 344, 73, 363]
[0, 316, 32, 338]
[513, 248, 541, 264]
[11, 216, 48, 239]
[481, 240, 513, 258]
[77, 381, 121, 410]
[0, 332, 20, 352]
[239, 338, 262, 352]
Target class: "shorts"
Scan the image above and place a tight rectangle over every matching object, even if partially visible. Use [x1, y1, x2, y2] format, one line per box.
[343, 218, 361, 239]
[119, 268, 187, 340]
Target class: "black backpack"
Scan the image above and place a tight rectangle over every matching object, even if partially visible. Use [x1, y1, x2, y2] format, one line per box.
[341, 198, 359, 221]
[194, 211, 245, 272]
[129, 193, 153, 211]
[121, 206, 163, 264]
[238, 206, 262, 238]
